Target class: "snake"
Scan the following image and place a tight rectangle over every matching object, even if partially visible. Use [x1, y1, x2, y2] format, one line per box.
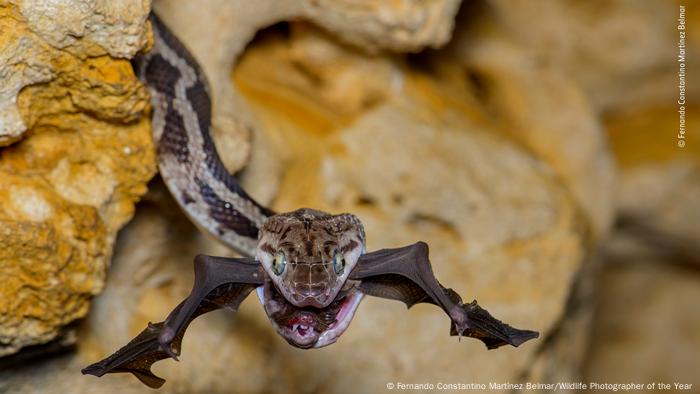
[133, 13, 367, 348]
[81, 13, 538, 388]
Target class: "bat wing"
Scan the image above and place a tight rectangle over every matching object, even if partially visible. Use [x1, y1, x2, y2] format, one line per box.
[349, 242, 539, 349]
[81, 255, 264, 388]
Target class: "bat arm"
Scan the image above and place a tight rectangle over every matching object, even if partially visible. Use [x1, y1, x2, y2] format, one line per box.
[350, 242, 462, 317]
[350, 242, 539, 349]
[158, 255, 264, 354]
[82, 255, 264, 388]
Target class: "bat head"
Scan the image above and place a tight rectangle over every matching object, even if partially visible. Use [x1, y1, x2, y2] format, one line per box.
[256, 208, 365, 348]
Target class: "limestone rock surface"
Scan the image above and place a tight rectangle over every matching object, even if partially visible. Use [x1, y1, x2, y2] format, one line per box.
[585, 238, 700, 388]
[3, 14, 589, 393]
[0, 1, 155, 356]
[448, 3, 617, 241]
[0, 0, 150, 145]
[18, 0, 150, 58]
[149, 0, 463, 175]
[2, 0, 695, 393]
[607, 105, 700, 259]
[485, 0, 700, 111]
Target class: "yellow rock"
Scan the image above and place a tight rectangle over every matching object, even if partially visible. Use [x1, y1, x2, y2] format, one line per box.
[607, 103, 700, 265]
[3, 18, 588, 392]
[585, 258, 700, 388]
[0, 2, 155, 356]
[606, 105, 700, 167]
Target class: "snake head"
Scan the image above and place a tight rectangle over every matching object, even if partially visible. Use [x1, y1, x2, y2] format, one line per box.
[256, 209, 366, 348]
[256, 208, 365, 308]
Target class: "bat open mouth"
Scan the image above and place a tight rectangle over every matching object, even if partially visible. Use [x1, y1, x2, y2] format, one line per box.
[259, 281, 364, 348]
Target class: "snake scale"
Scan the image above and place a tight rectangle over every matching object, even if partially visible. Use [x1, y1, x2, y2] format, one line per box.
[82, 13, 539, 389]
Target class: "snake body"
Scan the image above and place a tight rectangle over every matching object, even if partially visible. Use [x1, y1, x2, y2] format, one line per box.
[81, 15, 539, 381]
[133, 14, 273, 257]
[134, 14, 367, 348]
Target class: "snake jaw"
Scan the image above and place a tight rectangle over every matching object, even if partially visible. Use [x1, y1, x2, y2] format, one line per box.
[261, 280, 364, 349]
[314, 290, 364, 348]
[252, 209, 367, 347]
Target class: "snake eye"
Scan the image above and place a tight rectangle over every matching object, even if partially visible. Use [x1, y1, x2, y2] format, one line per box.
[272, 252, 287, 276]
[332, 252, 345, 275]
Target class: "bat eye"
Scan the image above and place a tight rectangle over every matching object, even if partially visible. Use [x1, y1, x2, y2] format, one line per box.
[272, 252, 287, 275]
[332, 252, 345, 275]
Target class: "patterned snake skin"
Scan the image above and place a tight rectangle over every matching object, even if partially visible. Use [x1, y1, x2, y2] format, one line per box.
[107, 13, 538, 360]
[80, 15, 539, 385]
[132, 14, 274, 256]
[128, 13, 373, 353]
[134, 13, 367, 338]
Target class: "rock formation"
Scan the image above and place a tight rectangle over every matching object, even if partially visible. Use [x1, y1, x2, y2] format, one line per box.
[0, 0, 155, 357]
[0, 0, 697, 393]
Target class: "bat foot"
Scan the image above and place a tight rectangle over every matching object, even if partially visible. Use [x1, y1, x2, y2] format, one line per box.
[162, 345, 180, 361]
[159, 340, 179, 361]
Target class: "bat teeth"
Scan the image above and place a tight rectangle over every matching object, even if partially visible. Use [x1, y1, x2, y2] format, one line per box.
[291, 323, 311, 335]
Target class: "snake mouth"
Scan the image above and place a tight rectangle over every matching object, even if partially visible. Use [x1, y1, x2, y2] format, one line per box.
[314, 289, 363, 348]
[260, 282, 364, 349]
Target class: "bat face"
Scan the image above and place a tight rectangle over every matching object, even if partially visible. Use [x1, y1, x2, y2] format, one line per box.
[256, 208, 366, 348]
